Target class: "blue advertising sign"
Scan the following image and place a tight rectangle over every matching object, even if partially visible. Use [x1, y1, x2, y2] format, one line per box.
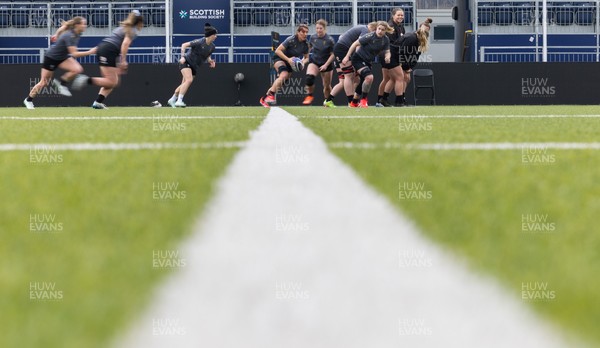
[173, 0, 230, 35]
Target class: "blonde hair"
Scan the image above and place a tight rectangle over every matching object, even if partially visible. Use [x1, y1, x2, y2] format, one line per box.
[367, 22, 378, 31]
[60, 16, 85, 31]
[376, 20, 395, 34]
[121, 11, 144, 37]
[315, 19, 328, 28]
[417, 17, 432, 53]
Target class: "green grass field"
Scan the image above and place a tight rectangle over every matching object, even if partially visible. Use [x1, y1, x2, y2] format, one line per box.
[1, 105, 599, 346]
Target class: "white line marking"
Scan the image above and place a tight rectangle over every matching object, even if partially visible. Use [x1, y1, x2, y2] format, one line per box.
[0, 142, 247, 151]
[329, 142, 600, 150]
[115, 107, 579, 348]
[299, 114, 600, 119]
[0, 116, 263, 120]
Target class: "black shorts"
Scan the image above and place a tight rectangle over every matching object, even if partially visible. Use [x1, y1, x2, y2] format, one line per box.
[273, 58, 294, 74]
[97, 41, 120, 67]
[351, 54, 372, 73]
[333, 43, 350, 69]
[42, 56, 66, 71]
[382, 55, 401, 69]
[178, 59, 197, 76]
[308, 57, 334, 72]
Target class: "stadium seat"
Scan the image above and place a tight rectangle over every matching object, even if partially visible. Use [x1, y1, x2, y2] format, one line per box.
[72, 4, 90, 25]
[272, 2, 291, 27]
[553, 2, 574, 25]
[494, 2, 513, 25]
[294, 2, 312, 25]
[52, 3, 72, 28]
[151, 2, 165, 27]
[478, 2, 494, 26]
[234, 2, 252, 27]
[31, 4, 48, 29]
[373, 2, 394, 21]
[412, 68, 435, 105]
[11, 4, 30, 29]
[253, 2, 271, 27]
[113, 2, 132, 26]
[514, 2, 534, 25]
[313, 2, 333, 25]
[90, 3, 109, 28]
[0, 5, 10, 28]
[333, 2, 352, 26]
[137, 4, 152, 27]
[357, 1, 374, 24]
[574, 2, 594, 25]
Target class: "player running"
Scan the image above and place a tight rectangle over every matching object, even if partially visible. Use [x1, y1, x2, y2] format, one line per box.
[167, 23, 217, 108]
[23, 17, 96, 109]
[302, 19, 335, 107]
[342, 21, 393, 108]
[328, 22, 377, 107]
[71, 11, 144, 109]
[259, 24, 309, 107]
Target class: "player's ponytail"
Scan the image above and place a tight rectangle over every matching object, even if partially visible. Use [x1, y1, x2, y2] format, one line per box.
[60, 16, 85, 31]
[121, 10, 144, 37]
[417, 17, 432, 53]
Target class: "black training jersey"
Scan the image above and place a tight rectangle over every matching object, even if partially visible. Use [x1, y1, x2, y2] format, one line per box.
[45, 30, 80, 61]
[388, 19, 405, 49]
[337, 25, 370, 48]
[102, 26, 139, 49]
[277, 35, 309, 60]
[308, 33, 335, 65]
[356, 32, 390, 63]
[184, 38, 216, 67]
[399, 32, 421, 69]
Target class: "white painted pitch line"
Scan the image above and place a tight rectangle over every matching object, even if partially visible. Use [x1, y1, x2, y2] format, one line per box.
[299, 114, 600, 119]
[114, 107, 579, 348]
[0, 142, 247, 152]
[0, 115, 263, 120]
[329, 142, 600, 150]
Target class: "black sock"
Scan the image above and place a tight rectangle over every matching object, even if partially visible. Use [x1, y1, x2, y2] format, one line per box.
[362, 92, 369, 99]
[307, 93, 313, 97]
[326, 96, 333, 102]
[26, 96, 33, 102]
[87, 77, 93, 85]
[347, 95, 354, 103]
[352, 97, 359, 104]
[395, 94, 405, 105]
[59, 77, 68, 86]
[96, 94, 105, 103]
[383, 92, 390, 99]
[377, 94, 383, 100]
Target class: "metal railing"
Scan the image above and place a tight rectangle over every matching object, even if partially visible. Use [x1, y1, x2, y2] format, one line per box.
[480, 45, 600, 62]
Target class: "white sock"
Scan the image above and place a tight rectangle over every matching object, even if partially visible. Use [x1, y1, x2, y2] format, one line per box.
[177, 95, 184, 102]
[171, 94, 177, 101]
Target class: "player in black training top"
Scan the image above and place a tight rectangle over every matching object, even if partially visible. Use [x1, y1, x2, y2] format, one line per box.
[399, 17, 432, 95]
[377, 8, 407, 107]
[260, 24, 309, 107]
[343, 21, 394, 108]
[167, 23, 217, 108]
[303, 19, 335, 107]
[24, 17, 96, 109]
[71, 11, 144, 109]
